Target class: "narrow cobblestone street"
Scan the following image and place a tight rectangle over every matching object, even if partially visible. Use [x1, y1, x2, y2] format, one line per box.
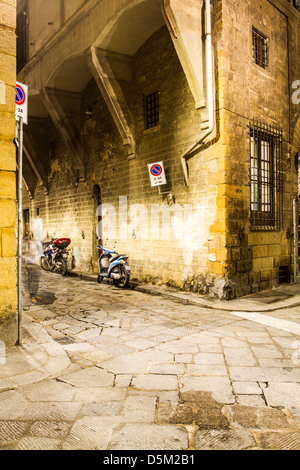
[0, 264, 300, 451]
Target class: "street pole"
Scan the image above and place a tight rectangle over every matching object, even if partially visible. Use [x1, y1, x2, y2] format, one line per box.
[17, 117, 23, 346]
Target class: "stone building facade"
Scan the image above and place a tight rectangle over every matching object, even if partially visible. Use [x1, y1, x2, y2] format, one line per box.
[0, 0, 17, 346]
[17, 0, 300, 299]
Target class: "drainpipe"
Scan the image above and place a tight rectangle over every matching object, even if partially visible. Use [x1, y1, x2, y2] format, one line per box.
[293, 196, 299, 283]
[181, 0, 214, 186]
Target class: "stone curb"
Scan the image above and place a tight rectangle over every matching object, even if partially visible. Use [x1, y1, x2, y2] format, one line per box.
[0, 318, 71, 391]
[69, 270, 300, 313]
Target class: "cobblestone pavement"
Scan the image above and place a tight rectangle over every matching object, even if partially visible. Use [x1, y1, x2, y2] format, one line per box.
[0, 264, 300, 451]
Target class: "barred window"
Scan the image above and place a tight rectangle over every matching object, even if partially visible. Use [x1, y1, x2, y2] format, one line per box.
[249, 120, 283, 230]
[252, 27, 269, 69]
[145, 91, 159, 129]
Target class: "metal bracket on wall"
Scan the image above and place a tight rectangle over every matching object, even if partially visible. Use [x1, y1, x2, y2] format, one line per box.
[158, 186, 175, 205]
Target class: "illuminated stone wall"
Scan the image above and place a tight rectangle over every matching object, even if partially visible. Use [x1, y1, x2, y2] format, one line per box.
[0, 0, 17, 345]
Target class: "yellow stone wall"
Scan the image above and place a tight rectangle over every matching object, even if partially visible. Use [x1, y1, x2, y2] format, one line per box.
[0, 0, 17, 346]
[220, 0, 300, 296]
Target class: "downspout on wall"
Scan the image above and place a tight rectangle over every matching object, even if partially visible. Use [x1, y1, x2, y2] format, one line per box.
[181, 0, 214, 186]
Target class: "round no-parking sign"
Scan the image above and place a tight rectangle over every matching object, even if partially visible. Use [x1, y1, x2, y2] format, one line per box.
[15, 81, 28, 124]
[148, 161, 167, 187]
[15, 84, 26, 106]
[150, 164, 163, 177]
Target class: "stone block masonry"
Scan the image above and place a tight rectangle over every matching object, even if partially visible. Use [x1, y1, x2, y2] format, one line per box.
[0, 0, 17, 346]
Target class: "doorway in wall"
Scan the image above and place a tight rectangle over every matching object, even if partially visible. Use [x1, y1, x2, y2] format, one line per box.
[92, 185, 102, 271]
[23, 209, 30, 239]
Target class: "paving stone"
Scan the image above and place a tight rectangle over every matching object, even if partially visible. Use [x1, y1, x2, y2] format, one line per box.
[195, 429, 257, 450]
[194, 353, 225, 365]
[76, 328, 102, 340]
[0, 390, 29, 419]
[158, 391, 180, 403]
[157, 340, 199, 354]
[0, 421, 28, 445]
[232, 381, 262, 395]
[251, 344, 283, 358]
[236, 395, 266, 407]
[131, 374, 179, 391]
[62, 416, 118, 450]
[221, 337, 249, 348]
[180, 376, 234, 404]
[121, 396, 157, 423]
[14, 436, 61, 450]
[183, 333, 220, 344]
[224, 405, 298, 429]
[29, 420, 71, 438]
[124, 338, 158, 350]
[100, 354, 148, 374]
[74, 386, 126, 402]
[256, 430, 300, 450]
[115, 374, 132, 388]
[109, 423, 188, 450]
[52, 322, 70, 330]
[19, 402, 81, 421]
[11, 370, 48, 386]
[157, 391, 229, 429]
[21, 379, 75, 401]
[186, 364, 227, 376]
[263, 382, 300, 409]
[148, 363, 185, 375]
[229, 366, 300, 382]
[58, 366, 114, 387]
[224, 348, 257, 366]
[136, 349, 173, 363]
[81, 401, 122, 417]
[60, 343, 97, 353]
[174, 354, 193, 363]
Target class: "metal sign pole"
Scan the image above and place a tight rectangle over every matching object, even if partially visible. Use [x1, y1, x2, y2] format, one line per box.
[17, 117, 23, 346]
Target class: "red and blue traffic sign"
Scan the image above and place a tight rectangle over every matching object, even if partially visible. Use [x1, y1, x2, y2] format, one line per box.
[15, 84, 26, 106]
[15, 81, 28, 124]
[150, 164, 163, 177]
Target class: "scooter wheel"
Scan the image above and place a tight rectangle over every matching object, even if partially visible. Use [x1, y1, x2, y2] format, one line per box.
[97, 274, 103, 284]
[40, 256, 50, 271]
[115, 266, 129, 288]
[58, 259, 68, 276]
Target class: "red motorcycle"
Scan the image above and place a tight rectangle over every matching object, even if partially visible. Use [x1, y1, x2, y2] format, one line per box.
[40, 238, 75, 276]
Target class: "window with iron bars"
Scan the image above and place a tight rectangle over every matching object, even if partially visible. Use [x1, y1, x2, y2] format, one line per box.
[252, 27, 269, 69]
[249, 119, 283, 230]
[145, 91, 159, 129]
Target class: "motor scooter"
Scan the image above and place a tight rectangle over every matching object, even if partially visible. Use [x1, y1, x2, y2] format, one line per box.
[40, 237, 75, 276]
[97, 239, 130, 288]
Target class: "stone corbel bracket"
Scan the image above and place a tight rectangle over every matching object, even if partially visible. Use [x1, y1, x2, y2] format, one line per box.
[40, 87, 86, 181]
[162, 0, 206, 110]
[88, 46, 136, 160]
[23, 132, 49, 194]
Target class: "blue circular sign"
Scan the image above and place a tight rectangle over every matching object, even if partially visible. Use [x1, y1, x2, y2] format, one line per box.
[150, 164, 162, 176]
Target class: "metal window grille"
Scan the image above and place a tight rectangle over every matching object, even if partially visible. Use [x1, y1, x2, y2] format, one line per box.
[252, 27, 269, 69]
[249, 119, 283, 230]
[145, 91, 159, 129]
